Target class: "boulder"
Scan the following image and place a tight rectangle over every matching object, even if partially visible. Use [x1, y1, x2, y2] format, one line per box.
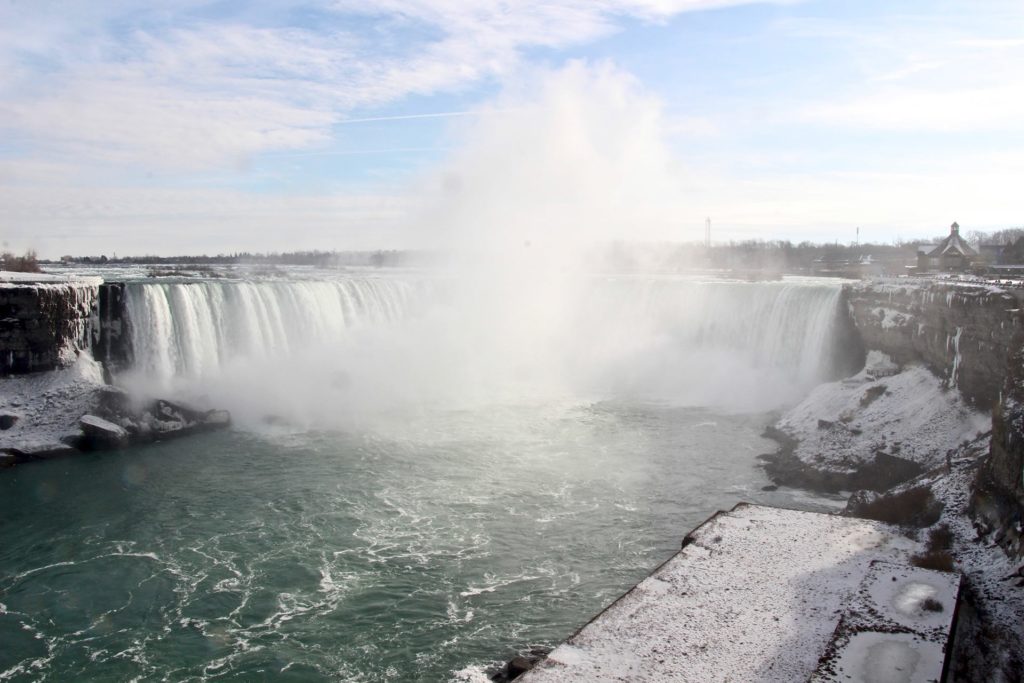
[95, 384, 133, 418]
[0, 413, 18, 430]
[152, 398, 207, 424]
[845, 485, 943, 528]
[146, 404, 231, 441]
[79, 414, 129, 450]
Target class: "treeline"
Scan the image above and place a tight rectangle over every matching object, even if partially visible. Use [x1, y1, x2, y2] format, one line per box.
[598, 240, 913, 274]
[1, 249, 41, 273]
[953, 227, 1024, 247]
[43, 225, 1024, 274]
[58, 250, 433, 268]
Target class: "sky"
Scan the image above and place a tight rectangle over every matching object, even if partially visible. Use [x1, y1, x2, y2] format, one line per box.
[1, 0, 1023, 257]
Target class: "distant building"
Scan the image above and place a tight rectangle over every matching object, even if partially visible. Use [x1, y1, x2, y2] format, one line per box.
[917, 222, 977, 272]
[1000, 236, 1024, 265]
[976, 243, 1004, 267]
[985, 236, 1024, 277]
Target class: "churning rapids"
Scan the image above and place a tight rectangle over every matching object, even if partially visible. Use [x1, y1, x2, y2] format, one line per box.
[1, 270, 851, 681]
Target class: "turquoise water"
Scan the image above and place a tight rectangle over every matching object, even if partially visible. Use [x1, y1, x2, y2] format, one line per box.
[0, 399, 838, 681]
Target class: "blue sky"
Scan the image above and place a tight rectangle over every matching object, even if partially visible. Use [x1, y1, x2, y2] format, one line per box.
[1, 0, 1023, 256]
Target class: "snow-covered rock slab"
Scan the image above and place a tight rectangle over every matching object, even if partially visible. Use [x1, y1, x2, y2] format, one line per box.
[79, 414, 129, 449]
[777, 352, 987, 473]
[521, 504, 925, 683]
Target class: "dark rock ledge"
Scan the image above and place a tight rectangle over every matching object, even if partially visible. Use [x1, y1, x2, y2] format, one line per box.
[759, 425, 926, 494]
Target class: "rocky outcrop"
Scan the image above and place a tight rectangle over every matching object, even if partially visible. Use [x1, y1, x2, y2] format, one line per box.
[842, 279, 1024, 559]
[1, 279, 132, 378]
[1, 383, 231, 466]
[845, 281, 1024, 408]
[760, 431, 926, 493]
[0, 280, 100, 375]
[844, 280, 1024, 559]
[972, 328, 1024, 559]
[85, 387, 232, 448]
[762, 353, 986, 493]
[79, 414, 130, 449]
[773, 278, 1024, 681]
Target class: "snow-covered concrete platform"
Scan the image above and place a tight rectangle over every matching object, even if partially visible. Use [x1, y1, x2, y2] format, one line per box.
[521, 504, 960, 682]
[811, 561, 960, 683]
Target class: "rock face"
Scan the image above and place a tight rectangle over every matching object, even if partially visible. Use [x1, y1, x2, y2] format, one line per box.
[845, 280, 1024, 557]
[93, 282, 133, 374]
[845, 281, 1024, 409]
[1, 280, 131, 378]
[972, 328, 1024, 559]
[0, 281, 99, 375]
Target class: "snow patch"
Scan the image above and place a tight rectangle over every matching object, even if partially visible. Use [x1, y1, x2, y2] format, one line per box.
[0, 356, 105, 452]
[777, 355, 988, 471]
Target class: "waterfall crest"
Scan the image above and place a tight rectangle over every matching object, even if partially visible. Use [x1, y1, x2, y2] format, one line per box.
[121, 274, 848, 416]
[576, 277, 845, 389]
[124, 278, 420, 383]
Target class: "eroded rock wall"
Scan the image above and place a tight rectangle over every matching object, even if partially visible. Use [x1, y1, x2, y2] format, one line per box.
[0, 282, 99, 375]
[846, 280, 1024, 559]
[974, 329, 1024, 559]
[94, 282, 132, 373]
[846, 281, 1024, 409]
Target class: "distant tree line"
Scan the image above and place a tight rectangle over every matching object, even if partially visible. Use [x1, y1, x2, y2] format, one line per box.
[57, 250, 433, 268]
[1, 249, 41, 273]
[41, 225, 1024, 274]
[598, 239, 915, 274]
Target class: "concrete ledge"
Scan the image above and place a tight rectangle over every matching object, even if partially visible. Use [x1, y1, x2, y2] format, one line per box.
[522, 504, 958, 682]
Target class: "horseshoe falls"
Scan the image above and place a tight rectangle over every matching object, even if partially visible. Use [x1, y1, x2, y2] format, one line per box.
[120, 275, 848, 420]
[0, 272, 853, 682]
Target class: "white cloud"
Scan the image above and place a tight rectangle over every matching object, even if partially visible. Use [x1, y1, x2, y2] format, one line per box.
[8, 0, 1021, 255]
[0, 0, 792, 172]
[784, 6, 1024, 133]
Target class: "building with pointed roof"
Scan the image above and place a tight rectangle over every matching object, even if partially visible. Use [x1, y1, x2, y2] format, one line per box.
[917, 222, 977, 272]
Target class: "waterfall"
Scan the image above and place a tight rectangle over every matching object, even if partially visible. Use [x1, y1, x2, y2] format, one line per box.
[120, 274, 848, 414]
[578, 277, 845, 388]
[124, 278, 420, 384]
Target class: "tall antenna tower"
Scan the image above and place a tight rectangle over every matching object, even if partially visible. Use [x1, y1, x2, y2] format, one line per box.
[704, 217, 711, 248]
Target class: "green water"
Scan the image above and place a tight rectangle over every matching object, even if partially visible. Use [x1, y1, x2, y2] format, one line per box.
[0, 400, 838, 681]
